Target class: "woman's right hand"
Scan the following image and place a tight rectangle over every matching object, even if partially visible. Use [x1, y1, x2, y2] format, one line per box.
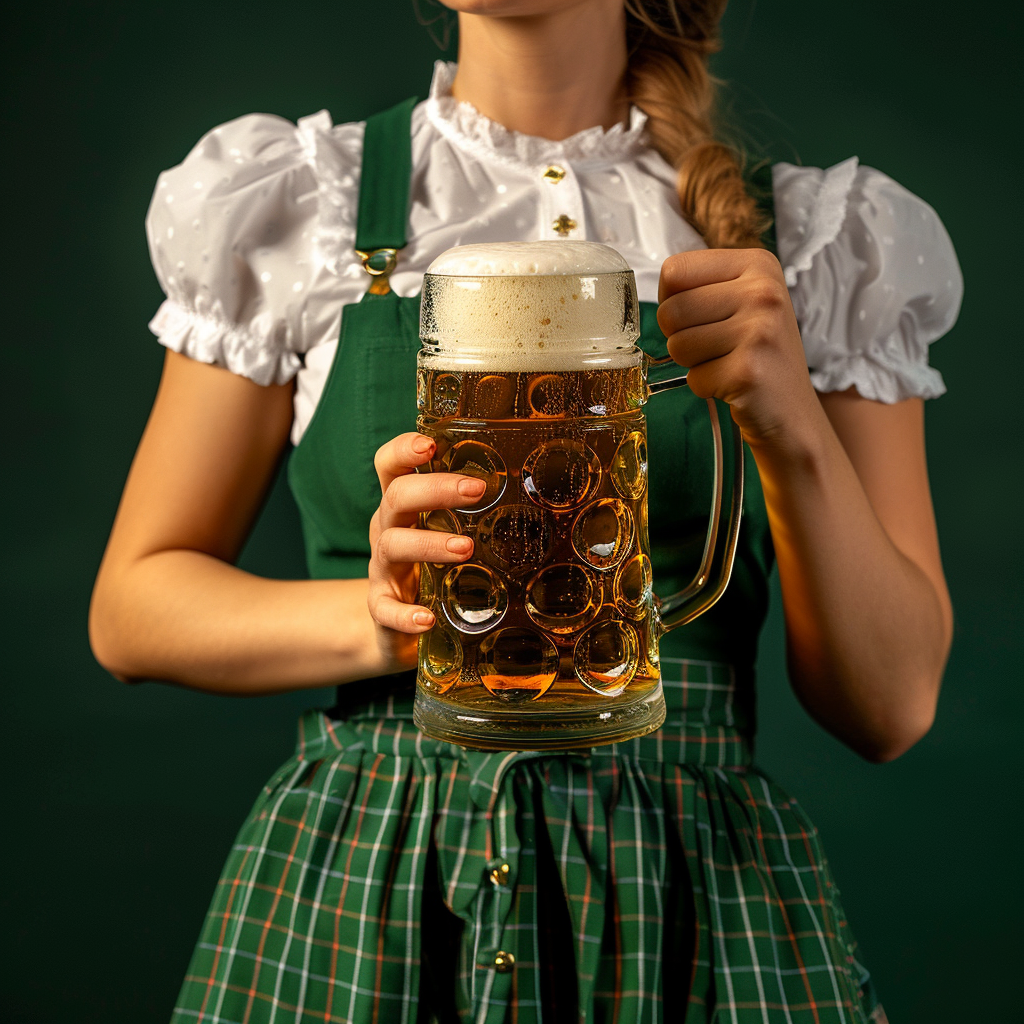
[368, 432, 486, 672]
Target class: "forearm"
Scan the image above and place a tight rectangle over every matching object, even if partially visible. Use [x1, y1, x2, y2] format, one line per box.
[90, 550, 390, 694]
[752, 409, 949, 760]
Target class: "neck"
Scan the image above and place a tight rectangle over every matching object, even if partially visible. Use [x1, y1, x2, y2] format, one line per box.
[451, 2, 629, 141]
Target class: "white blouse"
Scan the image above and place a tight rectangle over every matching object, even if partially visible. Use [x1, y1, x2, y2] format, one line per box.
[146, 61, 963, 445]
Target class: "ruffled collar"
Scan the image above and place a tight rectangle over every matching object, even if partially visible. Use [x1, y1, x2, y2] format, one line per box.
[424, 60, 648, 169]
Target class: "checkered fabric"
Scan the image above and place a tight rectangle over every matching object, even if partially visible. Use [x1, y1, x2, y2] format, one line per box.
[170, 658, 882, 1024]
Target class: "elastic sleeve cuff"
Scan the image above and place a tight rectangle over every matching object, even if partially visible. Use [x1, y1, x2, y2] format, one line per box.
[149, 300, 301, 386]
[810, 353, 946, 403]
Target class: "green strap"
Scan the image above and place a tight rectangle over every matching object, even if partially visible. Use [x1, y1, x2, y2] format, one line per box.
[354, 96, 419, 253]
[747, 161, 777, 256]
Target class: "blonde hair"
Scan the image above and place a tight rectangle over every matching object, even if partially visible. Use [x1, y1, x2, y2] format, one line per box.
[624, 0, 770, 249]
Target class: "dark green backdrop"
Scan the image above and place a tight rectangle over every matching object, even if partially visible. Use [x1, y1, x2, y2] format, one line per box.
[3, 1, 1020, 1020]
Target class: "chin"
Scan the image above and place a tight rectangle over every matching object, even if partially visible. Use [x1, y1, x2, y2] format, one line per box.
[441, 0, 596, 15]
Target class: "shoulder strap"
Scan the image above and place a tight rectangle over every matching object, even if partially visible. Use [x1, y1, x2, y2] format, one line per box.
[354, 96, 419, 253]
[746, 161, 777, 256]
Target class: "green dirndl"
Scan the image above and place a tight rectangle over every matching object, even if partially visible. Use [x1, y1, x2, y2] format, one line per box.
[169, 99, 886, 1024]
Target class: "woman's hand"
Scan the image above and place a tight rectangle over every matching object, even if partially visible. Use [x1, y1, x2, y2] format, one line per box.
[367, 432, 486, 671]
[658, 248, 951, 762]
[657, 248, 826, 451]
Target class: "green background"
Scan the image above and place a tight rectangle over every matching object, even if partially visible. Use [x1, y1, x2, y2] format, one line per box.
[2, 1, 1020, 1020]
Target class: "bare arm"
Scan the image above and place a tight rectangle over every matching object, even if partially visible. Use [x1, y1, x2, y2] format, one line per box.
[757, 390, 951, 761]
[90, 352, 389, 693]
[659, 249, 952, 762]
[90, 351, 483, 695]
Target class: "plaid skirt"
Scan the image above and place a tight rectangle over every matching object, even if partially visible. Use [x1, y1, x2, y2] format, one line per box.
[170, 658, 884, 1024]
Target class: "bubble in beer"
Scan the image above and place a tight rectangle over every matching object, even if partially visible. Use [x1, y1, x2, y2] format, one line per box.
[479, 626, 559, 701]
[614, 553, 652, 619]
[610, 431, 648, 500]
[572, 499, 635, 570]
[430, 372, 463, 417]
[522, 439, 600, 511]
[477, 504, 553, 570]
[574, 620, 639, 696]
[442, 563, 508, 633]
[473, 374, 516, 419]
[527, 374, 568, 418]
[444, 440, 507, 512]
[419, 624, 463, 693]
[525, 563, 600, 634]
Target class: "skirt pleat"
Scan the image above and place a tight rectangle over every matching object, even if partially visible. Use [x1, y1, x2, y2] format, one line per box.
[171, 663, 882, 1024]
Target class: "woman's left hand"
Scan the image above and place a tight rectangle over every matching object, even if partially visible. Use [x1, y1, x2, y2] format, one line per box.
[657, 248, 823, 451]
[660, 248, 952, 761]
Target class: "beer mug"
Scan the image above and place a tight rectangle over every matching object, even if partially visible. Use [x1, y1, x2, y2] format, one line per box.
[413, 241, 743, 750]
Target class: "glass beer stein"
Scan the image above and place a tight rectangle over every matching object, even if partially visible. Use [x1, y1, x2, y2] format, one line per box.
[413, 241, 743, 750]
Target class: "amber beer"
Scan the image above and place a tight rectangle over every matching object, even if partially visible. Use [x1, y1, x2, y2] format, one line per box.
[413, 240, 676, 749]
[417, 364, 658, 705]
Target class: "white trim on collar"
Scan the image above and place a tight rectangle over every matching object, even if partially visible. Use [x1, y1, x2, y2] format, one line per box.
[424, 60, 649, 172]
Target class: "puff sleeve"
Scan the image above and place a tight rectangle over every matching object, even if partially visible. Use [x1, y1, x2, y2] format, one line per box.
[145, 110, 362, 386]
[773, 157, 963, 403]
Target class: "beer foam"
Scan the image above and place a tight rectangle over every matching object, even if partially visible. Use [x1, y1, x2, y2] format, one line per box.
[427, 241, 630, 277]
[421, 242, 640, 371]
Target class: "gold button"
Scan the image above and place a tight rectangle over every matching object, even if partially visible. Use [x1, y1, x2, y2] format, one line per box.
[542, 164, 566, 183]
[489, 862, 511, 886]
[493, 950, 515, 972]
[552, 214, 577, 237]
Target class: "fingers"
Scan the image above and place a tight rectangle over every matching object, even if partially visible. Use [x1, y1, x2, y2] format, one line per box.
[368, 530, 473, 634]
[370, 592, 436, 633]
[376, 527, 473, 567]
[368, 526, 473, 635]
[379, 473, 486, 530]
[658, 246, 781, 303]
[374, 432, 436, 494]
[664, 320, 737, 371]
[657, 278, 741, 339]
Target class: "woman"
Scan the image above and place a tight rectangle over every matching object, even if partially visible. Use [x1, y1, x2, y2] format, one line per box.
[90, 1, 960, 1020]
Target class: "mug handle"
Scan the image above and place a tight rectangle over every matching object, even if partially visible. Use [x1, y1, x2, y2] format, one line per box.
[644, 354, 745, 635]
